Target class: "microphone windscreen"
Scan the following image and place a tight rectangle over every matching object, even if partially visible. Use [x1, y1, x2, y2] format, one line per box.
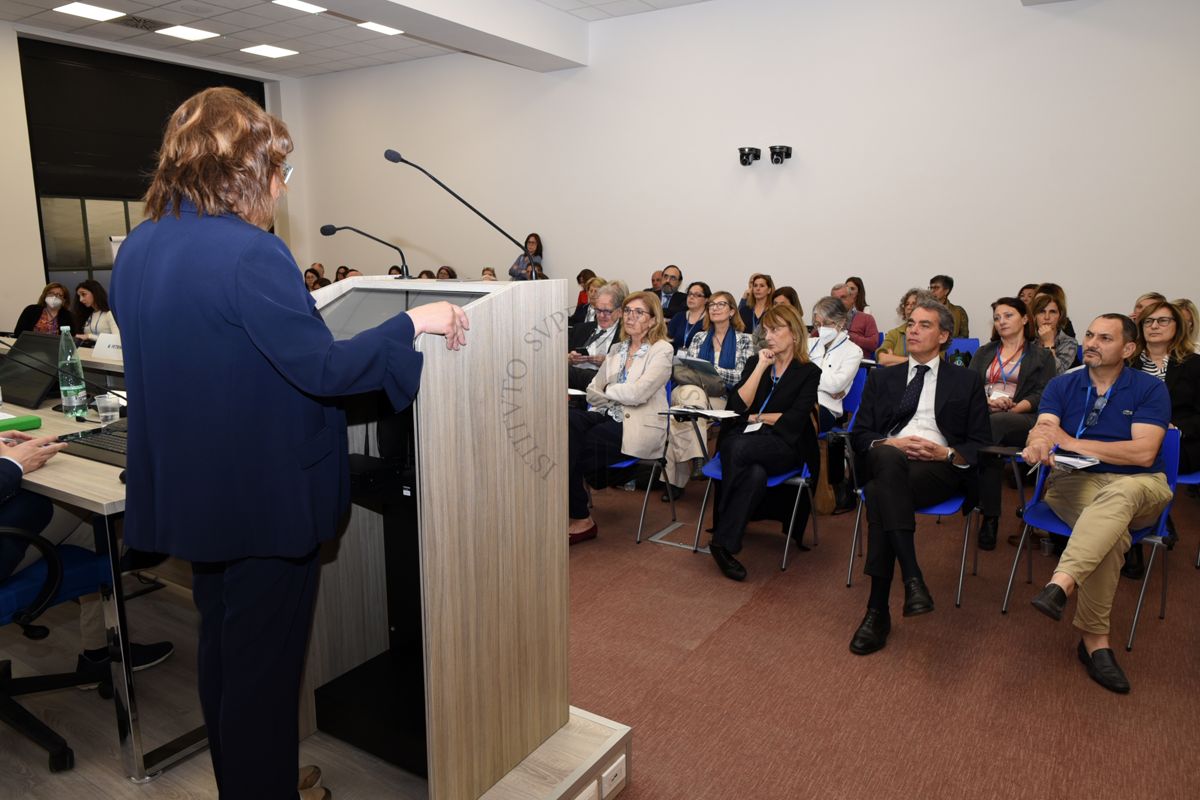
[383, 149, 403, 163]
[319, 224, 337, 236]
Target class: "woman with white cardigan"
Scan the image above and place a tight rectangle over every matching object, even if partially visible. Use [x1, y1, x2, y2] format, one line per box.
[74, 279, 119, 344]
[808, 295, 864, 499]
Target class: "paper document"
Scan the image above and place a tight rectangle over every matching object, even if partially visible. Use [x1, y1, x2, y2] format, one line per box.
[665, 406, 739, 419]
[567, 389, 586, 396]
[1053, 454, 1100, 471]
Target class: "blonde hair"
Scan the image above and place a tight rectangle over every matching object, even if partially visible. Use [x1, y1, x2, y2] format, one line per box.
[1133, 301, 1194, 364]
[1173, 298, 1198, 351]
[145, 87, 293, 229]
[620, 291, 669, 345]
[584, 276, 607, 292]
[704, 291, 744, 332]
[760, 304, 810, 364]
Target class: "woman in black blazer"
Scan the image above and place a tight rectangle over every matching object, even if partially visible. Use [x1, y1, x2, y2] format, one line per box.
[969, 298, 1056, 550]
[709, 303, 821, 582]
[13, 283, 74, 336]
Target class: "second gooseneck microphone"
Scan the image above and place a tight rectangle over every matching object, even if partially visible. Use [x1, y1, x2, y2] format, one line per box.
[319, 224, 409, 278]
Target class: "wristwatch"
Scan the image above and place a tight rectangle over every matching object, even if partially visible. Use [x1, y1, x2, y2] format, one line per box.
[945, 447, 957, 464]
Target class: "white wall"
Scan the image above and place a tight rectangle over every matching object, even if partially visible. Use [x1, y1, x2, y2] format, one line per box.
[0, 23, 54, 332]
[282, 0, 1200, 336]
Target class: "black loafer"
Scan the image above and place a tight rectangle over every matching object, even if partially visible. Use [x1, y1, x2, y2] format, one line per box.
[1031, 583, 1067, 621]
[849, 609, 891, 655]
[661, 484, 685, 503]
[710, 544, 747, 581]
[902, 577, 934, 617]
[1077, 641, 1130, 694]
[978, 516, 998, 551]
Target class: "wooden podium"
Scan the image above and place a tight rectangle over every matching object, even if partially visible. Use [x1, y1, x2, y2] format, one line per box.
[300, 278, 630, 800]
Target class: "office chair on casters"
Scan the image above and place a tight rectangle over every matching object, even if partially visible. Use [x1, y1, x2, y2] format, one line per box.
[1001, 429, 1180, 652]
[0, 527, 114, 772]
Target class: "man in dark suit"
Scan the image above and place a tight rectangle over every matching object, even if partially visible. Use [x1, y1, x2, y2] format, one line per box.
[848, 299, 991, 655]
[568, 285, 622, 391]
[647, 264, 687, 320]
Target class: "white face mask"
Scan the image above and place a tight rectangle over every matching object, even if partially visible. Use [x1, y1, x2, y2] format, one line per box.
[817, 325, 837, 343]
[45, 296, 63, 310]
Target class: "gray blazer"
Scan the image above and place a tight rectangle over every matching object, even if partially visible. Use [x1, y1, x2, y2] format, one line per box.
[586, 339, 673, 459]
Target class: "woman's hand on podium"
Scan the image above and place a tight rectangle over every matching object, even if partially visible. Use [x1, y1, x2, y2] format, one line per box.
[408, 301, 470, 350]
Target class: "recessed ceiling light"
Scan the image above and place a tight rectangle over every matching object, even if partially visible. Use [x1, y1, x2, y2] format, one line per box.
[358, 22, 403, 36]
[53, 3, 125, 22]
[272, 0, 326, 13]
[241, 45, 299, 58]
[157, 26, 220, 42]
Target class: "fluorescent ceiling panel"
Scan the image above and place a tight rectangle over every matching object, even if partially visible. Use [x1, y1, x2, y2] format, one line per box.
[53, 3, 124, 22]
[241, 44, 300, 58]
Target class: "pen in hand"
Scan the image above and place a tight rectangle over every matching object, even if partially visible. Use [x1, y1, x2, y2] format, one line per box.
[1026, 444, 1058, 477]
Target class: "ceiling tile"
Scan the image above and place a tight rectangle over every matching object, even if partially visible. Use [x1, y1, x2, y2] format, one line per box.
[230, 2, 300, 22]
[539, 0, 588, 10]
[255, 19, 310, 38]
[208, 9, 272, 28]
[595, 0, 653, 16]
[23, 10, 96, 30]
[155, 0, 229, 17]
[198, 0, 263, 10]
[0, 1, 43, 21]
[285, 12, 348, 33]
[570, 7, 609, 21]
[79, 20, 147, 38]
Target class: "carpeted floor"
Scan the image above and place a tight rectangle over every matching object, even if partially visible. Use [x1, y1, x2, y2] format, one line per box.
[568, 481, 1200, 800]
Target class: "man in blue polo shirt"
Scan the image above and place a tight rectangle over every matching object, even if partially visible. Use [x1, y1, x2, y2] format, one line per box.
[1022, 313, 1173, 694]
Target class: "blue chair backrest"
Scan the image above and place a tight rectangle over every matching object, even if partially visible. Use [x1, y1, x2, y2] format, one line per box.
[949, 337, 980, 355]
[876, 331, 885, 347]
[842, 367, 868, 419]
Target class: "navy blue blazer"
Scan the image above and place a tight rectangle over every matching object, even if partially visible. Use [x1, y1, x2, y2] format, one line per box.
[111, 202, 424, 562]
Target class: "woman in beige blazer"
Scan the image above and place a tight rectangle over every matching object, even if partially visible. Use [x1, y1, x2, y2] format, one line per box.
[568, 291, 673, 544]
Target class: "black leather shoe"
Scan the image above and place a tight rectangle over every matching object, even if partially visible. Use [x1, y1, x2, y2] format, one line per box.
[1031, 583, 1067, 621]
[849, 608, 891, 655]
[978, 516, 998, 551]
[1077, 640, 1130, 694]
[661, 483, 685, 503]
[1120, 545, 1145, 580]
[710, 544, 747, 582]
[901, 577, 934, 617]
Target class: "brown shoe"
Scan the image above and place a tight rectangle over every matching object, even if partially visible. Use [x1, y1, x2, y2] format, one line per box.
[299, 765, 322, 790]
[298, 788, 331, 800]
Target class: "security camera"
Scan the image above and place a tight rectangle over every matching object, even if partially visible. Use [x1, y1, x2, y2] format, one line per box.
[738, 147, 761, 166]
[769, 145, 792, 165]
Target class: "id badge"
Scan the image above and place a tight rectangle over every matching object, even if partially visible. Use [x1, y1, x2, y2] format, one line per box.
[744, 422, 764, 433]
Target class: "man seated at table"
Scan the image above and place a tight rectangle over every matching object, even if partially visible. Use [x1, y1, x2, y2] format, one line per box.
[1023, 314, 1173, 694]
[0, 433, 174, 680]
[847, 299, 990, 655]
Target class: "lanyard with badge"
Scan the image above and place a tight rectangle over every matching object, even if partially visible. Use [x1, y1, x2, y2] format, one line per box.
[809, 334, 849, 358]
[744, 364, 780, 433]
[1075, 382, 1114, 438]
[987, 345, 1025, 398]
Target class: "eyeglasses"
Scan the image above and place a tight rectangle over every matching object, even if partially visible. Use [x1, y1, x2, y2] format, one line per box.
[623, 307, 650, 319]
[595, 308, 616, 316]
[687, 291, 707, 298]
[1142, 316, 1175, 328]
[707, 301, 731, 310]
[1085, 393, 1109, 429]
[282, 162, 294, 184]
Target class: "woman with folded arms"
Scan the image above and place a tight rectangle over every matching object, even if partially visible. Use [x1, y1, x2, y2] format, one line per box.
[1030, 292, 1078, 374]
[568, 292, 672, 544]
[969, 297, 1055, 550]
[74, 280, 119, 343]
[660, 291, 755, 501]
[667, 281, 710, 352]
[876, 288, 926, 367]
[708, 304, 820, 582]
[739, 273, 775, 333]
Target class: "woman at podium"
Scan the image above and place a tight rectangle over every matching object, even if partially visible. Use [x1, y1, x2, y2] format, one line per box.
[111, 87, 467, 800]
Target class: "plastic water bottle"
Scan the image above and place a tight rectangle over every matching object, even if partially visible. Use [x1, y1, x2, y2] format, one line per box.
[58, 327, 88, 419]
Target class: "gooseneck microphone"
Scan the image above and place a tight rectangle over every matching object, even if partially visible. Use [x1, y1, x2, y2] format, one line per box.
[320, 224, 409, 278]
[382, 149, 526, 254]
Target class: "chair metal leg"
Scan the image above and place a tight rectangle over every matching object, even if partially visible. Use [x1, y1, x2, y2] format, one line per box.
[855, 491, 864, 556]
[664, 459, 678, 523]
[1001, 523, 1031, 614]
[846, 498, 864, 588]
[1127, 543, 1159, 652]
[692, 478, 713, 552]
[635, 462, 656, 544]
[780, 480, 807, 571]
[1159, 545, 1168, 620]
[955, 510, 974, 608]
[1026, 530, 1034, 585]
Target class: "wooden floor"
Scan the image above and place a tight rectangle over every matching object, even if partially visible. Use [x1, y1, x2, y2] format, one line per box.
[0, 576, 428, 800]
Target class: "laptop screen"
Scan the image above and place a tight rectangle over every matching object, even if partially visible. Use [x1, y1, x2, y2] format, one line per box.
[0, 332, 62, 408]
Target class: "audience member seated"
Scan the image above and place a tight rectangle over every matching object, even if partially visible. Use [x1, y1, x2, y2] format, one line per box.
[929, 274, 970, 338]
[387, 266, 402, 276]
[844, 276, 872, 315]
[344, 269, 363, 278]
[667, 281, 710, 351]
[480, 267, 498, 281]
[648, 268, 663, 292]
[14, 283, 74, 337]
[1024, 314, 1173, 694]
[707, 304, 820, 582]
[509, 232, 545, 280]
[847, 299, 990, 655]
[309, 262, 325, 280]
[809, 295, 865, 506]
[304, 268, 321, 291]
[739, 273, 775, 333]
[334, 265, 350, 281]
[969, 297, 1056, 550]
[772, 286, 801, 314]
[436, 266, 457, 280]
[568, 284, 624, 391]
[1034, 282, 1075, 337]
[653, 265, 687, 319]
[831, 282, 879, 358]
[661, 291, 754, 501]
[74, 280, 119, 344]
[0, 433, 174, 684]
[575, 269, 596, 308]
[1121, 300, 1200, 579]
[416, 269, 435, 279]
[1017, 284, 1038, 307]
[567, 292, 672, 544]
[1131, 291, 1166, 323]
[1175, 297, 1199, 351]
[1030, 292, 1078, 374]
[876, 288, 928, 367]
[571, 276, 608, 325]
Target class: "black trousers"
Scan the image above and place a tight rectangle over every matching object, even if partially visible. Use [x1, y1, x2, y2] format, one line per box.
[978, 411, 1036, 517]
[863, 446, 972, 579]
[568, 365, 598, 392]
[569, 409, 627, 519]
[712, 429, 802, 554]
[818, 406, 846, 486]
[192, 551, 321, 800]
